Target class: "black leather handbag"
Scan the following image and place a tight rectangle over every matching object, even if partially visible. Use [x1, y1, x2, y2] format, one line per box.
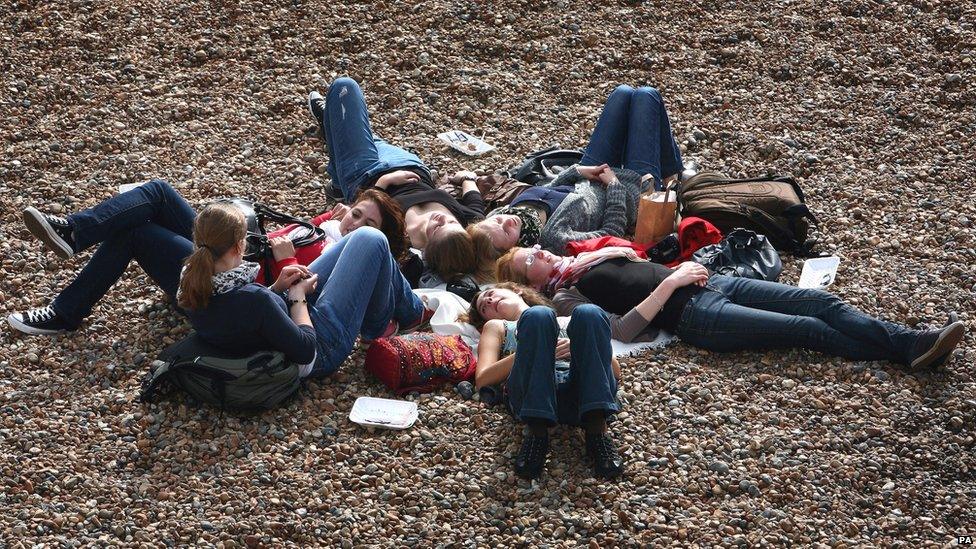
[692, 228, 783, 281]
[214, 198, 326, 285]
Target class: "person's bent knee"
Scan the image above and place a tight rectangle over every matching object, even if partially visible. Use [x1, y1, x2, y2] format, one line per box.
[636, 86, 663, 103]
[611, 84, 635, 98]
[569, 304, 608, 329]
[518, 305, 557, 329]
[347, 226, 390, 250]
[329, 76, 360, 95]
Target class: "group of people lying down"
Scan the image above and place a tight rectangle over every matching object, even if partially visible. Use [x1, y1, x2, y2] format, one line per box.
[8, 78, 966, 481]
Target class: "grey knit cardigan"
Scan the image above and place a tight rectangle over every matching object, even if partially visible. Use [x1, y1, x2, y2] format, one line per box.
[538, 166, 648, 254]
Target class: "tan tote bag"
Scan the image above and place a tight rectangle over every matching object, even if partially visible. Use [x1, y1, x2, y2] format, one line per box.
[633, 183, 678, 246]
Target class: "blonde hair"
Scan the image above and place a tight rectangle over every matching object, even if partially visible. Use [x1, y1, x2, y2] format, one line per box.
[177, 203, 247, 310]
[494, 247, 530, 285]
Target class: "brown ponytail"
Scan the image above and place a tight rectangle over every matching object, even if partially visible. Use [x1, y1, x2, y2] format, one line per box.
[178, 203, 247, 310]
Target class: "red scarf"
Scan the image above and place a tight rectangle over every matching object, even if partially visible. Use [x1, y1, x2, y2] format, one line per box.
[545, 247, 643, 294]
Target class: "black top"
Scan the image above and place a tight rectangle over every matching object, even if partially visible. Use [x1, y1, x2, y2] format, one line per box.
[575, 257, 701, 332]
[383, 180, 486, 227]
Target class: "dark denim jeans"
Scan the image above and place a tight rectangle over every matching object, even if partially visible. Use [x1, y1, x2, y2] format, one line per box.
[304, 227, 424, 376]
[505, 305, 619, 426]
[581, 85, 683, 190]
[53, 180, 196, 328]
[321, 77, 429, 202]
[676, 275, 920, 364]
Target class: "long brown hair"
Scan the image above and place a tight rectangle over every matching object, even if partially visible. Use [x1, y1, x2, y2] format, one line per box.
[463, 282, 552, 330]
[424, 225, 495, 284]
[352, 188, 410, 263]
[178, 203, 247, 310]
[494, 247, 529, 285]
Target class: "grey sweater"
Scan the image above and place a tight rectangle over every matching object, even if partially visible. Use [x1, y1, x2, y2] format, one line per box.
[538, 166, 647, 253]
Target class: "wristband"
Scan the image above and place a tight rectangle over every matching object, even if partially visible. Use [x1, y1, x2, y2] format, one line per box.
[288, 298, 307, 307]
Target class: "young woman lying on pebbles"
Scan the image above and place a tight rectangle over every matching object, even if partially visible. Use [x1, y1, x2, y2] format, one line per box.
[8, 180, 427, 376]
[177, 204, 425, 377]
[463, 283, 624, 481]
[307, 77, 489, 283]
[493, 245, 965, 371]
[468, 84, 684, 266]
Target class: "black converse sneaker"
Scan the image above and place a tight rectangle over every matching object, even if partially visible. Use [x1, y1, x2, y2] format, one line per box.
[307, 91, 326, 128]
[513, 433, 549, 480]
[23, 207, 76, 259]
[7, 306, 71, 335]
[585, 433, 625, 480]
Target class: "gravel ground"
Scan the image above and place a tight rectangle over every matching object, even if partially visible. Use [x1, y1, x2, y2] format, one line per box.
[2, 0, 975, 546]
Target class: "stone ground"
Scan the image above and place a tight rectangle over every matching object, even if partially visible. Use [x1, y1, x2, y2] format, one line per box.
[1, 0, 975, 546]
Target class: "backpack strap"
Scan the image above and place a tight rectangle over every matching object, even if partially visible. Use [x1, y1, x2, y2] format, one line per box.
[139, 360, 173, 403]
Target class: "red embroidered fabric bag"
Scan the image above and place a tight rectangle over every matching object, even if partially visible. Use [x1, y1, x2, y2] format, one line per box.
[364, 333, 477, 395]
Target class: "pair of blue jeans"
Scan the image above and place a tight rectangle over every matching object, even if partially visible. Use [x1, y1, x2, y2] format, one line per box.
[321, 77, 429, 203]
[505, 305, 619, 426]
[304, 227, 424, 376]
[676, 275, 920, 364]
[53, 179, 196, 328]
[580, 85, 683, 190]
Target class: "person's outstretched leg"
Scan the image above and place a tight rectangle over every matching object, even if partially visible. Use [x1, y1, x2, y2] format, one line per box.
[623, 87, 683, 189]
[26, 179, 195, 257]
[322, 77, 382, 202]
[504, 306, 559, 479]
[580, 85, 634, 168]
[304, 228, 423, 375]
[677, 278, 914, 363]
[42, 224, 192, 331]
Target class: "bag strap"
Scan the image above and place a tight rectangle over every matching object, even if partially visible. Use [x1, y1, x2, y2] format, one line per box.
[139, 360, 173, 403]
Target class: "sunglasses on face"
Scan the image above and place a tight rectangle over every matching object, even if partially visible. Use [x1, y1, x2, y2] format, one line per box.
[522, 245, 542, 278]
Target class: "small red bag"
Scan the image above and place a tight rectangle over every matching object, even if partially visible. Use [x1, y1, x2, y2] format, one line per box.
[364, 333, 477, 395]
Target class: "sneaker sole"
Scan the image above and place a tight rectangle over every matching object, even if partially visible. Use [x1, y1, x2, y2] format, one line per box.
[7, 314, 66, 336]
[910, 321, 965, 370]
[23, 207, 73, 259]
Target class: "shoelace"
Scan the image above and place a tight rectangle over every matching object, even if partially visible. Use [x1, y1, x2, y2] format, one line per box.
[26, 306, 56, 323]
[45, 212, 69, 225]
[591, 436, 618, 462]
[521, 436, 547, 461]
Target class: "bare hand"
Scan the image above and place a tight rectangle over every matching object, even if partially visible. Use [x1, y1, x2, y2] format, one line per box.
[330, 203, 350, 221]
[555, 338, 571, 360]
[376, 170, 420, 188]
[597, 167, 618, 187]
[577, 164, 609, 182]
[288, 273, 318, 297]
[452, 170, 478, 183]
[271, 264, 311, 292]
[270, 236, 296, 262]
[666, 261, 710, 288]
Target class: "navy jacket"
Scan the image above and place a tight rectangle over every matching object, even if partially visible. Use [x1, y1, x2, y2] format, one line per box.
[186, 284, 317, 365]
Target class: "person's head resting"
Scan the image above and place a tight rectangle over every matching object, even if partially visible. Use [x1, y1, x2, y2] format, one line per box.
[495, 245, 562, 290]
[472, 213, 522, 253]
[178, 202, 248, 310]
[424, 220, 496, 284]
[464, 282, 552, 330]
[341, 189, 408, 261]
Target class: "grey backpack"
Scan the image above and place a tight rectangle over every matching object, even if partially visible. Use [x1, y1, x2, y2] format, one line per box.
[140, 333, 302, 412]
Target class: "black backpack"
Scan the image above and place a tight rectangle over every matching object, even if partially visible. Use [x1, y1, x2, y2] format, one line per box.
[214, 198, 327, 285]
[140, 333, 302, 412]
[504, 146, 584, 185]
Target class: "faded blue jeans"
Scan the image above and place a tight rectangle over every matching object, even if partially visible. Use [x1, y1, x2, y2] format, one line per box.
[581, 85, 683, 190]
[321, 77, 429, 202]
[505, 305, 619, 426]
[676, 275, 921, 364]
[53, 179, 196, 328]
[304, 227, 424, 376]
